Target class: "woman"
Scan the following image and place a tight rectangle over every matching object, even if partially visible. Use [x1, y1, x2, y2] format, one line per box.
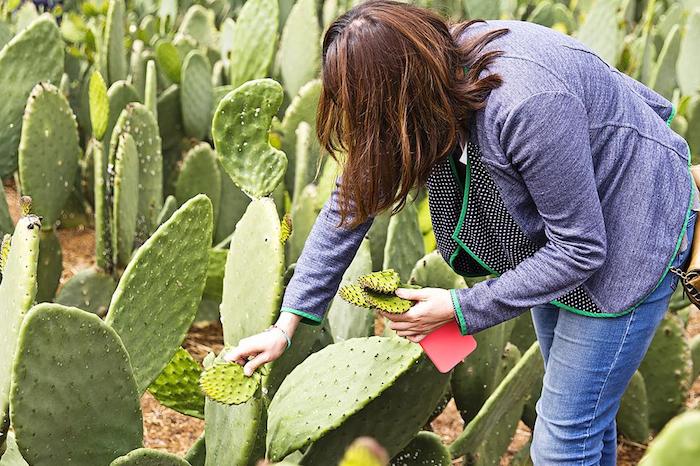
[224, 1, 699, 464]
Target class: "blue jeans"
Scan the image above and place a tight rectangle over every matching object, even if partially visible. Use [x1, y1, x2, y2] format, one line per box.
[530, 210, 697, 465]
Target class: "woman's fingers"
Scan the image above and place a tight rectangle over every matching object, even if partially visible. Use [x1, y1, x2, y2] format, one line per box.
[406, 334, 426, 343]
[243, 352, 269, 376]
[395, 287, 431, 301]
[223, 339, 262, 365]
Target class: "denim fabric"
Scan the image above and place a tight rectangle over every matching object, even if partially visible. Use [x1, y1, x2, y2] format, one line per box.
[530, 211, 696, 465]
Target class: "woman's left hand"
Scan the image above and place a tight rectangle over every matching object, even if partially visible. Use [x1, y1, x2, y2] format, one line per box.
[380, 287, 456, 343]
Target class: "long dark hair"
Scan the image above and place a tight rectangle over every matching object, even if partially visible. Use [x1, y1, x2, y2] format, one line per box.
[317, 0, 508, 227]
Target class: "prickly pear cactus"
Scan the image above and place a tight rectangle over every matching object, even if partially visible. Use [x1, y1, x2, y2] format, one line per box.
[214, 160, 251, 244]
[450, 342, 544, 459]
[677, 11, 700, 97]
[92, 139, 112, 270]
[148, 347, 204, 419]
[184, 435, 205, 466]
[219, 198, 284, 345]
[327, 240, 375, 341]
[277, 0, 321, 98]
[144, 60, 158, 120]
[104, 0, 127, 84]
[267, 336, 451, 464]
[10, 304, 142, 466]
[409, 250, 466, 289]
[638, 313, 692, 431]
[391, 431, 451, 466]
[110, 103, 163, 242]
[616, 370, 650, 444]
[89, 70, 109, 140]
[111, 132, 139, 266]
[54, 267, 116, 316]
[175, 143, 221, 233]
[106, 194, 213, 393]
[0, 211, 40, 441]
[338, 284, 371, 310]
[156, 41, 182, 84]
[200, 360, 262, 405]
[574, 0, 624, 66]
[110, 448, 191, 465]
[35, 229, 62, 302]
[648, 24, 679, 99]
[228, 0, 279, 88]
[358, 269, 401, 293]
[0, 189, 11, 238]
[18, 82, 80, 227]
[181, 50, 213, 139]
[383, 203, 425, 282]
[365, 290, 413, 314]
[0, 15, 63, 177]
[287, 184, 321, 265]
[212, 79, 287, 199]
[639, 411, 700, 465]
[156, 195, 179, 228]
[103, 79, 140, 158]
[291, 121, 321, 201]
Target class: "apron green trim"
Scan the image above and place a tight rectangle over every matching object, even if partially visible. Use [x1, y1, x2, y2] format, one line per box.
[450, 289, 469, 335]
[280, 306, 323, 325]
[444, 143, 695, 318]
[666, 104, 676, 127]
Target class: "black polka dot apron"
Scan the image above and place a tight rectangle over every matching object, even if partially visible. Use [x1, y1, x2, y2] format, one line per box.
[425, 137, 603, 314]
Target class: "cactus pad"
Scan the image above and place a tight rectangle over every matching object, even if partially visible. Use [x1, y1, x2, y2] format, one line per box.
[111, 132, 139, 266]
[104, 0, 127, 84]
[0, 15, 63, 177]
[383, 203, 425, 282]
[278, 0, 321, 98]
[184, 435, 205, 466]
[616, 370, 649, 444]
[358, 269, 401, 293]
[267, 336, 450, 463]
[639, 411, 700, 465]
[228, 0, 279, 88]
[18, 82, 81, 227]
[339, 438, 389, 466]
[339, 284, 371, 308]
[200, 361, 262, 405]
[10, 304, 142, 466]
[212, 78, 287, 199]
[175, 143, 221, 233]
[0, 214, 40, 439]
[364, 290, 413, 314]
[106, 194, 213, 393]
[181, 50, 213, 139]
[110, 448, 191, 466]
[148, 347, 205, 418]
[89, 70, 109, 140]
[35, 229, 62, 303]
[391, 431, 451, 466]
[54, 267, 116, 316]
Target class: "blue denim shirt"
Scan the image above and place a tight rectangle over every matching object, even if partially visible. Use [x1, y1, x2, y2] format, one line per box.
[281, 20, 696, 334]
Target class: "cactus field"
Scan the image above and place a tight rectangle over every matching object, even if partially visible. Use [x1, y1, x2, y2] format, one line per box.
[1, 0, 700, 465]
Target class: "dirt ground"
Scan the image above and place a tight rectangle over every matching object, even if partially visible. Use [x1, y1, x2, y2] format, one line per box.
[5, 180, 699, 465]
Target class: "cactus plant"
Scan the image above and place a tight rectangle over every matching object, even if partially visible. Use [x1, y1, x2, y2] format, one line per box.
[267, 336, 451, 464]
[0, 15, 63, 177]
[200, 359, 263, 405]
[148, 347, 205, 419]
[184, 436, 205, 466]
[383, 203, 425, 282]
[364, 289, 414, 313]
[156, 195, 179, 227]
[0, 189, 11, 238]
[287, 184, 321, 264]
[212, 78, 287, 199]
[144, 60, 158, 120]
[648, 24, 679, 99]
[677, 11, 700, 96]
[89, 70, 109, 140]
[181, 50, 213, 139]
[104, 80, 140, 155]
[214, 160, 251, 244]
[228, 0, 279, 88]
[359, 269, 401, 293]
[179, 5, 216, 48]
[110, 449, 191, 465]
[277, 0, 321, 98]
[391, 431, 451, 466]
[35, 229, 62, 302]
[54, 267, 117, 316]
[0, 210, 40, 443]
[616, 370, 650, 443]
[106, 194, 213, 393]
[175, 143, 221, 235]
[111, 132, 139, 266]
[10, 304, 142, 466]
[156, 41, 182, 84]
[639, 411, 700, 465]
[104, 0, 127, 84]
[574, 0, 624, 66]
[292, 122, 322, 201]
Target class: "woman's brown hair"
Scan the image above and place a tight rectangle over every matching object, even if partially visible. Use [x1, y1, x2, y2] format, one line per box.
[317, 0, 508, 227]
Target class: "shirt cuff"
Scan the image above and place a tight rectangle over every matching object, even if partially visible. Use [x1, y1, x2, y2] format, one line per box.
[280, 307, 323, 326]
[449, 289, 469, 336]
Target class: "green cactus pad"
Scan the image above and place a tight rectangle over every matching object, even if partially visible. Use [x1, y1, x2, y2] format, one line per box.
[0, 214, 40, 439]
[450, 342, 544, 458]
[128, 40, 147, 100]
[616, 370, 649, 444]
[92, 139, 112, 270]
[179, 5, 216, 47]
[328, 240, 375, 341]
[409, 250, 466, 289]
[204, 395, 267, 466]
[106, 194, 213, 393]
[156, 195, 179, 228]
[291, 121, 322, 201]
[89, 70, 109, 140]
[219, 197, 284, 345]
[391, 431, 451, 466]
[339, 438, 388, 466]
[267, 336, 450, 463]
[110, 103, 163, 242]
[367, 211, 391, 272]
[639, 411, 700, 465]
[181, 50, 213, 139]
[212, 78, 287, 199]
[213, 160, 251, 244]
[280, 79, 321, 190]
[35, 229, 62, 302]
[0, 15, 63, 177]
[287, 184, 321, 265]
[184, 435, 205, 466]
[18, 82, 81, 227]
[104, 0, 127, 84]
[175, 143, 221, 234]
[339, 284, 371, 309]
[638, 313, 692, 431]
[0, 189, 12, 238]
[10, 304, 142, 466]
[111, 132, 139, 266]
[144, 60, 158, 120]
[364, 289, 413, 314]
[202, 248, 227, 302]
[0, 432, 29, 466]
[574, 0, 624, 66]
[648, 24, 679, 99]
[156, 41, 182, 84]
[200, 361, 262, 405]
[54, 267, 117, 316]
[278, 0, 321, 98]
[103, 79, 140, 157]
[358, 269, 401, 293]
[228, 0, 279, 88]
[677, 11, 700, 96]
[110, 448, 191, 466]
[383, 203, 425, 282]
[148, 347, 204, 418]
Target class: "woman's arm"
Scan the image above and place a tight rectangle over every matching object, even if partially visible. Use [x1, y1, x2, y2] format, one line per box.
[450, 91, 607, 334]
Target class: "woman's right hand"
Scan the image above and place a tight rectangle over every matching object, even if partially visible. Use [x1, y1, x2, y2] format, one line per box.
[222, 312, 301, 376]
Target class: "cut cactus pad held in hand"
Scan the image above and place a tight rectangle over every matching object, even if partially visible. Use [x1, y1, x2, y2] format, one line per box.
[199, 361, 261, 405]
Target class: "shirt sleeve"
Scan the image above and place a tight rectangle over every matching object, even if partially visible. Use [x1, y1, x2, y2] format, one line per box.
[281, 176, 375, 325]
[450, 91, 608, 335]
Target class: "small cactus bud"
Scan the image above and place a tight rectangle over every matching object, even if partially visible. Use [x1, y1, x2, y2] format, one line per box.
[20, 196, 32, 216]
[280, 213, 293, 244]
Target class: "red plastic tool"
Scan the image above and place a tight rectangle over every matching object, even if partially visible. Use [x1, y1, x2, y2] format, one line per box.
[419, 320, 477, 373]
